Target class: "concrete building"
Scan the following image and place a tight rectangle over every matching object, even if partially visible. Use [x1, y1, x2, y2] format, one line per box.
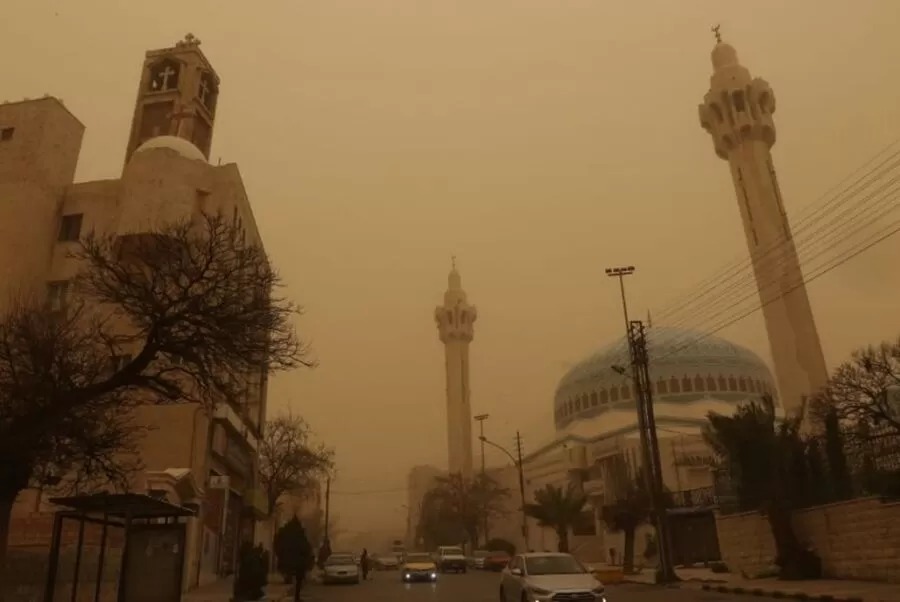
[2, 34, 268, 590]
[489, 327, 777, 564]
[434, 260, 477, 479]
[698, 33, 829, 417]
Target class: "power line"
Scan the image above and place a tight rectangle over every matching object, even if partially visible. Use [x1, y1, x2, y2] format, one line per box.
[651, 138, 900, 325]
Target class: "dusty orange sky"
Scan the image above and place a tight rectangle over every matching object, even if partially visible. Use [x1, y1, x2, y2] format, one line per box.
[5, 0, 900, 539]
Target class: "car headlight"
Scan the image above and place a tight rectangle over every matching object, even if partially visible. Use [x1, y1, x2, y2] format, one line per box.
[530, 586, 552, 595]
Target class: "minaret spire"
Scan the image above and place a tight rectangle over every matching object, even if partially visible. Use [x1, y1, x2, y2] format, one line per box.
[697, 37, 828, 422]
[434, 261, 477, 479]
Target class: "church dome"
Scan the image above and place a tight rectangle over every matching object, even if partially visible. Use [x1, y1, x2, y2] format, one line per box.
[553, 326, 777, 432]
[133, 135, 207, 162]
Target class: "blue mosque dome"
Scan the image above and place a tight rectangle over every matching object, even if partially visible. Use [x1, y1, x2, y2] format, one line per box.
[553, 326, 777, 432]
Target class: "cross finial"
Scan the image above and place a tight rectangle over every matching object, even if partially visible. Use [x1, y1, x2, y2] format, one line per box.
[711, 24, 722, 44]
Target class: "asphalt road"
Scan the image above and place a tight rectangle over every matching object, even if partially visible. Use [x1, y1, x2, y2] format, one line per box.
[292, 570, 788, 602]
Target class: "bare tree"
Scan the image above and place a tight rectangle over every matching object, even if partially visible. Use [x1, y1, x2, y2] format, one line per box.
[0, 213, 311, 566]
[258, 414, 333, 517]
[815, 337, 900, 437]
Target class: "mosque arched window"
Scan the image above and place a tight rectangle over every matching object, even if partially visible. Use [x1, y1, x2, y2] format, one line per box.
[732, 90, 746, 113]
[753, 379, 762, 393]
[759, 91, 771, 114]
[621, 385, 630, 400]
[599, 389, 609, 404]
[590, 392, 598, 407]
[681, 376, 693, 393]
[568, 399, 574, 413]
[575, 397, 582, 411]
[728, 376, 738, 391]
[738, 377, 748, 392]
[610, 387, 619, 402]
[657, 379, 668, 395]
[669, 376, 681, 394]
[710, 102, 724, 123]
[718, 375, 727, 391]
[706, 375, 717, 392]
[581, 394, 589, 409]
[694, 376, 705, 391]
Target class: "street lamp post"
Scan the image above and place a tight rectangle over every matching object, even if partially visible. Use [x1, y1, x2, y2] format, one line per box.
[479, 434, 529, 546]
[474, 414, 490, 545]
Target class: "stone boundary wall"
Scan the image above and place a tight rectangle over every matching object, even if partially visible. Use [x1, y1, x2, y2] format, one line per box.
[715, 497, 900, 582]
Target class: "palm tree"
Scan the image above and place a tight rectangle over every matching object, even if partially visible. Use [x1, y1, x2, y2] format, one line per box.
[599, 473, 652, 574]
[523, 484, 587, 553]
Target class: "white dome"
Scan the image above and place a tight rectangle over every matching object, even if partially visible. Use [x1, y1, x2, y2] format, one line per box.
[134, 136, 206, 162]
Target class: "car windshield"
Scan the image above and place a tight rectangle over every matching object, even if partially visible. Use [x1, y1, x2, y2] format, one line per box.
[326, 555, 355, 566]
[473, 550, 490, 558]
[442, 547, 464, 555]
[405, 554, 432, 563]
[525, 555, 586, 576]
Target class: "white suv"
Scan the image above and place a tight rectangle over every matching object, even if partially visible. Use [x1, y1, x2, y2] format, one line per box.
[436, 546, 468, 573]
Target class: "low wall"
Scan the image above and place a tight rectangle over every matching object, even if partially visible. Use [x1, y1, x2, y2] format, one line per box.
[715, 497, 900, 582]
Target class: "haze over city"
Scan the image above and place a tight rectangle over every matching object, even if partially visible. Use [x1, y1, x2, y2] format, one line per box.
[5, 0, 900, 542]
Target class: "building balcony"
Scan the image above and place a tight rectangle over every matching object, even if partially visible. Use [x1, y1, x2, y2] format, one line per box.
[668, 486, 717, 510]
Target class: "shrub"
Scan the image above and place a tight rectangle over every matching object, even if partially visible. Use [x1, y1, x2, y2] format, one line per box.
[233, 543, 269, 601]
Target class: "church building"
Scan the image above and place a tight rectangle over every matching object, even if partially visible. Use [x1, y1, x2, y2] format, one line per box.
[0, 34, 269, 590]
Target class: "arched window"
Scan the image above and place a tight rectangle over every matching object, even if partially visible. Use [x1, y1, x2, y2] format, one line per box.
[694, 375, 705, 391]
[198, 71, 219, 114]
[706, 375, 717, 392]
[590, 392, 599, 407]
[657, 379, 668, 395]
[148, 59, 180, 92]
[610, 387, 619, 402]
[728, 376, 737, 391]
[669, 376, 681, 394]
[732, 90, 746, 112]
[575, 397, 582, 411]
[620, 385, 631, 400]
[581, 394, 589, 408]
[711, 103, 724, 123]
[738, 377, 748, 392]
[681, 376, 693, 392]
[600, 389, 609, 404]
[718, 375, 727, 391]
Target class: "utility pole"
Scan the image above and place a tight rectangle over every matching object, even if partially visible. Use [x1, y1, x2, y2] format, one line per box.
[323, 475, 332, 543]
[514, 431, 529, 546]
[474, 414, 489, 475]
[474, 414, 490, 546]
[628, 320, 677, 583]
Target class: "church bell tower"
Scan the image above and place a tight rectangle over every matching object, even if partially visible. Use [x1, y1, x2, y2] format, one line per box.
[698, 29, 829, 417]
[434, 259, 477, 479]
[123, 33, 220, 165]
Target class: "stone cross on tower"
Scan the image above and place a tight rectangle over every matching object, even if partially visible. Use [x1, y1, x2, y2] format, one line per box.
[697, 38, 829, 421]
[434, 258, 477, 479]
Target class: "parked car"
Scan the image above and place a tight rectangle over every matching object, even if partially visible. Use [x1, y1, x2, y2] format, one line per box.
[401, 552, 438, 583]
[468, 549, 490, 569]
[483, 550, 511, 572]
[373, 553, 400, 570]
[436, 545, 467, 573]
[499, 552, 605, 602]
[322, 553, 361, 585]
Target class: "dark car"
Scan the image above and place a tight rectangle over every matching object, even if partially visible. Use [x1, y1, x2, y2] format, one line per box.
[483, 550, 511, 571]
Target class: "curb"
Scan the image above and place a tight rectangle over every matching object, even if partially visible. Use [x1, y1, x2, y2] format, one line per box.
[699, 582, 865, 602]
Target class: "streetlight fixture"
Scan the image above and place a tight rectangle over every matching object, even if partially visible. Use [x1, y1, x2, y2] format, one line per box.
[474, 414, 490, 475]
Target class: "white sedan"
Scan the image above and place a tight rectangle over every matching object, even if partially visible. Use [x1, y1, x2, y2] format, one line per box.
[322, 554, 361, 585]
[499, 552, 606, 602]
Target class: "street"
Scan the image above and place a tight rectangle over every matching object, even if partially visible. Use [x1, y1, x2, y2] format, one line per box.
[291, 571, 789, 602]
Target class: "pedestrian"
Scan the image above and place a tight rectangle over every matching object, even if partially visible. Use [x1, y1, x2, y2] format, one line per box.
[360, 548, 370, 581]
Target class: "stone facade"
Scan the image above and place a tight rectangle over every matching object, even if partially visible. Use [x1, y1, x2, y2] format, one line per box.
[715, 497, 900, 582]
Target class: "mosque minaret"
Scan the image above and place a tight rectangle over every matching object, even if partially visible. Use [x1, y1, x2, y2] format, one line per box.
[434, 258, 476, 479]
[698, 29, 829, 416]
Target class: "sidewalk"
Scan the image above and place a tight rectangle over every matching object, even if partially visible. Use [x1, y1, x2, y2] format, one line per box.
[622, 567, 900, 602]
[181, 575, 294, 602]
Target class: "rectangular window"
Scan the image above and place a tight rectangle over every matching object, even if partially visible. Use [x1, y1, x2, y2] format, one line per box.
[0, 127, 13, 141]
[58, 213, 84, 242]
[47, 280, 70, 312]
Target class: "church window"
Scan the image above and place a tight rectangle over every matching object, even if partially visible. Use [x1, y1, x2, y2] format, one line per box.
[198, 71, 219, 115]
[706, 376, 717, 391]
[728, 376, 737, 391]
[657, 379, 668, 395]
[620, 385, 630, 400]
[718, 375, 727, 390]
[610, 387, 619, 402]
[669, 376, 680, 394]
[694, 375, 705, 391]
[738, 377, 748, 392]
[0, 127, 13, 141]
[57, 213, 83, 242]
[599, 389, 609, 404]
[148, 60, 180, 92]
[681, 376, 693, 392]
[590, 392, 598, 407]
[732, 90, 746, 113]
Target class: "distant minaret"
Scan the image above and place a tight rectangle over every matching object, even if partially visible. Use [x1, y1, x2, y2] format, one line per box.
[698, 28, 828, 417]
[434, 258, 477, 479]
